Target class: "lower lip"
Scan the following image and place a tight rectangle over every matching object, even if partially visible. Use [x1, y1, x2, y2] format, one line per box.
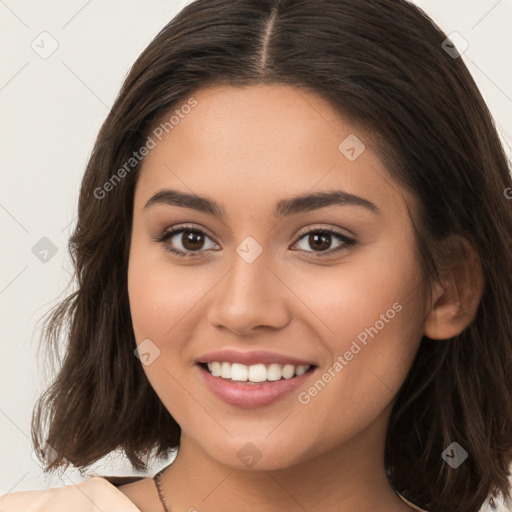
[197, 364, 316, 409]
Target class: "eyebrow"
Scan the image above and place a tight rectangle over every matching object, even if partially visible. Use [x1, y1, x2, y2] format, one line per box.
[144, 188, 381, 218]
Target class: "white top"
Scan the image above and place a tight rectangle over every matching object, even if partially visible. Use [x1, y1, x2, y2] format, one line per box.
[0, 476, 428, 511]
[0, 477, 142, 512]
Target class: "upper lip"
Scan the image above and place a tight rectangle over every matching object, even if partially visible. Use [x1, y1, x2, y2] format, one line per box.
[196, 349, 316, 367]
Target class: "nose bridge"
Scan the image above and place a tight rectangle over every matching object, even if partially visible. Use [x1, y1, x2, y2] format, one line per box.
[223, 236, 275, 305]
[208, 236, 290, 333]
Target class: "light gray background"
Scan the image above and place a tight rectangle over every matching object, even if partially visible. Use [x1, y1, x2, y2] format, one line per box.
[1, 1, 511, 509]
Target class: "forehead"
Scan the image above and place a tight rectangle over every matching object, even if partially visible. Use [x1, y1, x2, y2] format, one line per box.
[135, 83, 410, 219]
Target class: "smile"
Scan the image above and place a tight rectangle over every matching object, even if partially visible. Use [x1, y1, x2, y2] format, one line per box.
[197, 362, 317, 408]
[204, 361, 311, 383]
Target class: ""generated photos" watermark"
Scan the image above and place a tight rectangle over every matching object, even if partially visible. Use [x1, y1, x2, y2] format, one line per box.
[298, 301, 403, 405]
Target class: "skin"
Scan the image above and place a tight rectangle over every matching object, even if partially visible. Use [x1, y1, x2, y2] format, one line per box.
[120, 84, 483, 512]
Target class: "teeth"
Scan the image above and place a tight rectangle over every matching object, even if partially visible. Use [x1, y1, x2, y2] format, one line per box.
[248, 363, 267, 382]
[231, 363, 248, 381]
[267, 363, 282, 381]
[281, 364, 295, 379]
[205, 362, 311, 382]
[295, 365, 308, 376]
[209, 362, 222, 377]
[220, 362, 230, 378]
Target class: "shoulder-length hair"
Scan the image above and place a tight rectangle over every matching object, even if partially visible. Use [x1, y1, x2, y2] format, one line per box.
[32, 1, 512, 510]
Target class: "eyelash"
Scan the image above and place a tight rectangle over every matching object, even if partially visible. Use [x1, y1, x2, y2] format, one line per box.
[153, 224, 356, 259]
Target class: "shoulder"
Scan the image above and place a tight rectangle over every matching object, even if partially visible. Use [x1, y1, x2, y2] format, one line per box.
[0, 476, 142, 512]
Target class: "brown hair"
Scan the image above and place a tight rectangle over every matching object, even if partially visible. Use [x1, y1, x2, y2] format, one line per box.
[32, 1, 512, 510]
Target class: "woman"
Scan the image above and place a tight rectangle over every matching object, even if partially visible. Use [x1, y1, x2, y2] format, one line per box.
[1, 0, 511, 511]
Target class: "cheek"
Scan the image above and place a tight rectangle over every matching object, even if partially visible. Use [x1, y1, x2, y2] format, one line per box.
[291, 302, 423, 456]
[127, 242, 205, 420]
[290, 250, 424, 437]
[127, 239, 210, 346]
[287, 247, 420, 351]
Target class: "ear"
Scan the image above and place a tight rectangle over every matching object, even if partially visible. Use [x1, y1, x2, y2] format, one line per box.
[423, 237, 484, 340]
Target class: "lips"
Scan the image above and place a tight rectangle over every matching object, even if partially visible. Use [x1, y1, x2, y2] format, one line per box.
[195, 349, 318, 408]
[197, 363, 316, 408]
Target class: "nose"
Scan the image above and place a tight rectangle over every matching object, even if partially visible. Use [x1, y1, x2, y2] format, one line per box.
[207, 246, 291, 336]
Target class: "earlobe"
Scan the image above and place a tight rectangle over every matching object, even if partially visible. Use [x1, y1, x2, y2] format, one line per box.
[423, 239, 484, 341]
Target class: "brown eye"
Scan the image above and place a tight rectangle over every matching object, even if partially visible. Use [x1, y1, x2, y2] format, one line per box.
[292, 229, 356, 256]
[307, 232, 331, 251]
[180, 230, 206, 251]
[155, 226, 219, 257]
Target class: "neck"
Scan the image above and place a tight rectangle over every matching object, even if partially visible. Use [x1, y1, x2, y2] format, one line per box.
[158, 422, 414, 512]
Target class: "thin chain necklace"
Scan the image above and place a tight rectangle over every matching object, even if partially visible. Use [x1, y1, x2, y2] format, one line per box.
[153, 466, 170, 512]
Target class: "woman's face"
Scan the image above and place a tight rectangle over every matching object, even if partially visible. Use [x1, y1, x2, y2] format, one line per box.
[128, 83, 428, 470]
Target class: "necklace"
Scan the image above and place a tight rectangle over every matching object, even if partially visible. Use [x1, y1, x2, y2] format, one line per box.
[153, 466, 170, 512]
